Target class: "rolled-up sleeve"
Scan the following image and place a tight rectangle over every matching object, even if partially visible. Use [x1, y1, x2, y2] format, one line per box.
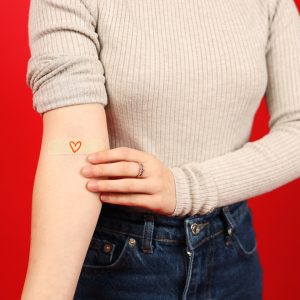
[26, 0, 108, 115]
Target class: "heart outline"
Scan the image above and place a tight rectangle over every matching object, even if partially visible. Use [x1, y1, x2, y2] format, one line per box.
[69, 140, 82, 153]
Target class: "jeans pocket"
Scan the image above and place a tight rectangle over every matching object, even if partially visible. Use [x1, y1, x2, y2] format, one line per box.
[231, 208, 257, 259]
[81, 229, 133, 276]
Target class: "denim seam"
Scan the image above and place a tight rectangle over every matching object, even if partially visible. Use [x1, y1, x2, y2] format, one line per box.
[230, 202, 249, 226]
[97, 226, 225, 245]
[81, 236, 132, 275]
[193, 229, 224, 250]
[181, 247, 189, 282]
[205, 230, 215, 299]
[142, 217, 154, 253]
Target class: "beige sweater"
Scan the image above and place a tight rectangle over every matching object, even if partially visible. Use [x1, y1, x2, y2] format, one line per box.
[26, 0, 300, 216]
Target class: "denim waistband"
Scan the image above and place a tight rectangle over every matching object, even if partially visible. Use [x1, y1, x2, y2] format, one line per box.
[95, 200, 249, 251]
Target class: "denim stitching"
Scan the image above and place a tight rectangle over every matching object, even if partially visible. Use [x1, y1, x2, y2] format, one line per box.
[142, 216, 154, 253]
[181, 246, 189, 282]
[204, 230, 215, 299]
[81, 236, 132, 275]
[193, 229, 224, 249]
[97, 226, 224, 245]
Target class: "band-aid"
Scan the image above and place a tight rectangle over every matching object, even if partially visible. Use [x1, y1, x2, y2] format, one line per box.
[47, 137, 106, 155]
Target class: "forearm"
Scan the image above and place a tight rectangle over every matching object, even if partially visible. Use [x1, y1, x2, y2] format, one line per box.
[22, 104, 110, 300]
[169, 124, 300, 216]
[24, 0, 111, 296]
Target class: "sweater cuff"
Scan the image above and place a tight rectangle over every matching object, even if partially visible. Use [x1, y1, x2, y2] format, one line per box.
[168, 164, 219, 217]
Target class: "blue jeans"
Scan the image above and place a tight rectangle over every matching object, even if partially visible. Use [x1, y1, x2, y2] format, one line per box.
[74, 200, 263, 300]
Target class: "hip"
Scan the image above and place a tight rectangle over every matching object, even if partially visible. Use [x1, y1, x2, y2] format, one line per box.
[74, 200, 263, 300]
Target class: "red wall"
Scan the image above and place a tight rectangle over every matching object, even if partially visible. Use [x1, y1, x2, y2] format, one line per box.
[1, 1, 299, 299]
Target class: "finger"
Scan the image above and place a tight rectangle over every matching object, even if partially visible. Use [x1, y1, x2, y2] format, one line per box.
[87, 146, 148, 164]
[100, 192, 156, 211]
[86, 178, 157, 194]
[82, 161, 147, 178]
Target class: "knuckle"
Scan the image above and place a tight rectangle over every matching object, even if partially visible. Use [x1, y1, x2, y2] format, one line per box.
[132, 163, 139, 175]
[93, 166, 101, 176]
[157, 178, 164, 189]
[125, 180, 134, 192]
[120, 162, 129, 174]
[151, 196, 161, 210]
[155, 194, 163, 204]
[99, 180, 106, 190]
[121, 147, 130, 156]
[151, 180, 162, 192]
[151, 164, 161, 177]
[157, 166, 164, 177]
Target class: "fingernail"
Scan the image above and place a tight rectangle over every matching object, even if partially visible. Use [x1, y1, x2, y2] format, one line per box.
[87, 181, 98, 191]
[87, 154, 97, 162]
[100, 194, 108, 201]
[81, 167, 92, 176]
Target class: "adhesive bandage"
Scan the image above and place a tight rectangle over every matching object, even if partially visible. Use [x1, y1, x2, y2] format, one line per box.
[47, 137, 107, 155]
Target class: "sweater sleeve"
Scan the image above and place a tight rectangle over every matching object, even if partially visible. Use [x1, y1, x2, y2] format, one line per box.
[26, 0, 108, 115]
[169, 0, 300, 217]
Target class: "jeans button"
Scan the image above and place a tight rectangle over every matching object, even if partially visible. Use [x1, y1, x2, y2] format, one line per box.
[191, 222, 208, 235]
[227, 227, 233, 236]
[102, 242, 113, 254]
[191, 223, 201, 235]
[128, 237, 136, 247]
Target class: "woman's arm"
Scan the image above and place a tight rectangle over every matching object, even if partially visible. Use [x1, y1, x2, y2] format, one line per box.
[169, 0, 300, 216]
[23, 0, 110, 298]
[22, 104, 110, 299]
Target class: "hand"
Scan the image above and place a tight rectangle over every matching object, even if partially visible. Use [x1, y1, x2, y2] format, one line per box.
[80, 147, 177, 216]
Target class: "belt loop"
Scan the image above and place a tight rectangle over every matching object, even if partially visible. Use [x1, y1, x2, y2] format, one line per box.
[142, 214, 155, 254]
[221, 205, 237, 236]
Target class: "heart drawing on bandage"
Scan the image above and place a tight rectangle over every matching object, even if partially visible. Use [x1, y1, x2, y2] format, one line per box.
[69, 140, 82, 153]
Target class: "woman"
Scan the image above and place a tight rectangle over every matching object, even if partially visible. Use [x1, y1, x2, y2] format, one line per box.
[22, 0, 300, 299]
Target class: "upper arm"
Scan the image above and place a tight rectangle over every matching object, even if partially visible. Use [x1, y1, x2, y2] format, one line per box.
[26, 0, 108, 115]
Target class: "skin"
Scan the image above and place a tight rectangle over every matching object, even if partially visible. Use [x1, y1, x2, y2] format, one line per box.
[21, 103, 109, 300]
[82, 147, 177, 216]
[21, 103, 176, 300]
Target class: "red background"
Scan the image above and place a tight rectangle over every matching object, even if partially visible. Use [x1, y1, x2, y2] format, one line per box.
[1, 1, 299, 299]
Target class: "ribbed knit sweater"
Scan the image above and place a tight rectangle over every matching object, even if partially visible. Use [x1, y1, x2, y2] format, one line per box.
[26, 0, 300, 216]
